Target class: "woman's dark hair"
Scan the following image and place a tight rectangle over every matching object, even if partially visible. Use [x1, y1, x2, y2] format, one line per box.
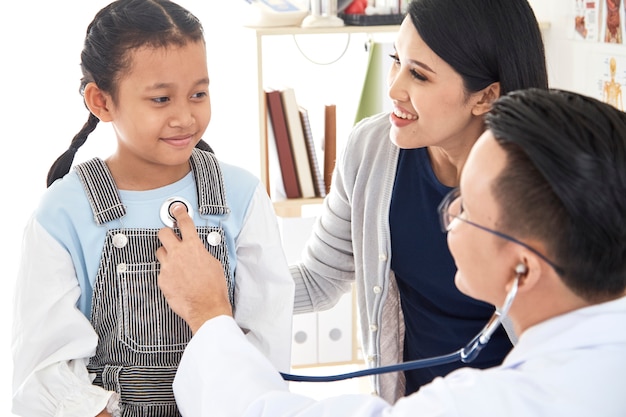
[46, 0, 212, 187]
[407, 0, 548, 96]
[486, 88, 626, 302]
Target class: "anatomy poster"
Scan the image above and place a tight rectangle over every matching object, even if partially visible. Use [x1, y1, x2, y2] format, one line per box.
[593, 54, 626, 110]
[574, 0, 600, 41]
[601, 0, 625, 43]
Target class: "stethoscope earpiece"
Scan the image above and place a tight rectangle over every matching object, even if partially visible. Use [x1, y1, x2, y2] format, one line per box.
[515, 263, 528, 275]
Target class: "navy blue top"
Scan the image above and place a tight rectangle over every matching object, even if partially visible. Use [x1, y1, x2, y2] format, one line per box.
[390, 147, 513, 395]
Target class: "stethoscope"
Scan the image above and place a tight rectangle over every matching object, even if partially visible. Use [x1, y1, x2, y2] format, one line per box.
[280, 268, 522, 383]
[160, 197, 523, 383]
[160, 197, 222, 246]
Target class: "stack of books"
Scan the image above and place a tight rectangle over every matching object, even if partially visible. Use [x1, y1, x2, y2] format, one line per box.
[265, 87, 335, 199]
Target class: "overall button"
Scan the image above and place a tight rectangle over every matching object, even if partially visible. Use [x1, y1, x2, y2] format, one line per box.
[112, 233, 128, 249]
[117, 263, 127, 273]
[373, 285, 382, 294]
[207, 231, 222, 246]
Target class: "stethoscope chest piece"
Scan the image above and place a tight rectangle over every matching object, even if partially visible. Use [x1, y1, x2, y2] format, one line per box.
[160, 196, 194, 228]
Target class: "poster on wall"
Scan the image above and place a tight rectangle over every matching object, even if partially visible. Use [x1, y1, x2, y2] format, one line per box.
[600, 0, 625, 43]
[591, 54, 626, 110]
[574, 0, 600, 41]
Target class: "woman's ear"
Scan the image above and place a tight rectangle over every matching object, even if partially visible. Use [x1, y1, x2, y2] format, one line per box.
[84, 82, 113, 122]
[472, 82, 501, 116]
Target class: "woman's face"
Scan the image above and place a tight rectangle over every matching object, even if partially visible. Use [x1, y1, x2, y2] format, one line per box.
[446, 130, 518, 306]
[387, 17, 486, 150]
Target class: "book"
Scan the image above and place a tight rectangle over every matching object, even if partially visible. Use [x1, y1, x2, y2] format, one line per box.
[280, 87, 316, 198]
[266, 89, 301, 199]
[324, 104, 337, 195]
[298, 106, 326, 198]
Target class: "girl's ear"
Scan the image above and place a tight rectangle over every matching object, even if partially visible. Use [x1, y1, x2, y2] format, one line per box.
[84, 82, 113, 122]
[472, 82, 501, 116]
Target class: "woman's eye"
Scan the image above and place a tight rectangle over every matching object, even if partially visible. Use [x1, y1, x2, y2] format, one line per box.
[388, 53, 400, 65]
[410, 69, 427, 82]
[152, 96, 170, 104]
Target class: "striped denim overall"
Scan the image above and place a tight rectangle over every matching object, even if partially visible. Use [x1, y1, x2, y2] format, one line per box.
[76, 149, 233, 417]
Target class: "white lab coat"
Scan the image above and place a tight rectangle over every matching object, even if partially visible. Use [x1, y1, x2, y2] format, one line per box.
[174, 296, 626, 417]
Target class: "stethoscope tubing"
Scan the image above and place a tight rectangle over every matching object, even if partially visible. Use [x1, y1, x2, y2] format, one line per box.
[281, 276, 520, 383]
[281, 350, 462, 382]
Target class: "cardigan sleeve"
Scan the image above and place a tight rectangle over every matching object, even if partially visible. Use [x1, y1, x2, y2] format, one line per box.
[290, 117, 365, 314]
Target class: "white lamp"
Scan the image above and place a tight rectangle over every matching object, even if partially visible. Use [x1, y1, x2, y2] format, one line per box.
[301, 0, 345, 27]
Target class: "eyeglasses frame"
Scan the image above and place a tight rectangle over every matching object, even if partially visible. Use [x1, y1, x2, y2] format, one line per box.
[438, 188, 565, 276]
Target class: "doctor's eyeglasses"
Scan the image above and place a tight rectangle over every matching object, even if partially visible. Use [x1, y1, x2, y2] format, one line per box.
[438, 188, 565, 276]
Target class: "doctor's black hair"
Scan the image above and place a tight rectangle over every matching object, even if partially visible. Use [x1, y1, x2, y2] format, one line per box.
[407, 0, 548, 96]
[486, 88, 626, 302]
[46, 0, 212, 187]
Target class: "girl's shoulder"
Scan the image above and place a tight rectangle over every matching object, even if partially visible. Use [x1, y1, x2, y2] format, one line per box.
[38, 170, 90, 216]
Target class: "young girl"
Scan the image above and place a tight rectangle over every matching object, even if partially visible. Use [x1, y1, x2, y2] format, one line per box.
[11, 1, 294, 416]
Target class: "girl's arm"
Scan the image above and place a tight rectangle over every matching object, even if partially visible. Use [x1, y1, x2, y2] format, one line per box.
[12, 217, 116, 417]
[231, 183, 295, 373]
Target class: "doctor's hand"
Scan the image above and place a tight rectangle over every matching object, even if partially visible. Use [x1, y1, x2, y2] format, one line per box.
[156, 203, 233, 334]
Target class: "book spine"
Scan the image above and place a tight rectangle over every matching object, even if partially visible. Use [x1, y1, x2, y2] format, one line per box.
[266, 89, 301, 199]
[281, 88, 316, 198]
[324, 104, 337, 195]
[299, 106, 327, 198]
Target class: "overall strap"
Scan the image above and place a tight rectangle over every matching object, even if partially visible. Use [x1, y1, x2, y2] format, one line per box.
[75, 158, 126, 225]
[190, 148, 230, 216]
[75, 150, 229, 225]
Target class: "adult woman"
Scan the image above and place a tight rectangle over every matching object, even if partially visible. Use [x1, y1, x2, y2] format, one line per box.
[290, 0, 548, 401]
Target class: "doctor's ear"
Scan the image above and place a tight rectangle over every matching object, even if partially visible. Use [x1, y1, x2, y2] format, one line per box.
[472, 82, 501, 116]
[513, 254, 544, 293]
[83, 82, 113, 122]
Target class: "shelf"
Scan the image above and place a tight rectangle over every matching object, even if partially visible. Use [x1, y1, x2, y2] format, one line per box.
[273, 197, 324, 218]
[251, 24, 400, 215]
[249, 24, 401, 37]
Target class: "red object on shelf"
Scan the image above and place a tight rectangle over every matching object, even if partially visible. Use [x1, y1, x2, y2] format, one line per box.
[344, 0, 367, 14]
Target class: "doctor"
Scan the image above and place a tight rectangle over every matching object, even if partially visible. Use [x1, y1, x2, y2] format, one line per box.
[156, 88, 626, 417]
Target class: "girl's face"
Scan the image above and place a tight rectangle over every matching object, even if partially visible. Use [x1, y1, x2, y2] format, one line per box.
[106, 40, 211, 187]
[446, 130, 516, 307]
[387, 17, 485, 150]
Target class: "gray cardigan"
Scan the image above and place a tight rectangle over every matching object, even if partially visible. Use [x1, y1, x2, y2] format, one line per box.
[291, 112, 406, 402]
[290, 112, 517, 403]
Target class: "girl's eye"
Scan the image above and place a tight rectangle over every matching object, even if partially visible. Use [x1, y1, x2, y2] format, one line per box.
[192, 91, 208, 99]
[152, 96, 170, 104]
